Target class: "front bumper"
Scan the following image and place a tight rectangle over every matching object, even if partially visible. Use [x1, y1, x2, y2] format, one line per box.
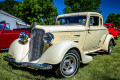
[3, 56, 52, 70]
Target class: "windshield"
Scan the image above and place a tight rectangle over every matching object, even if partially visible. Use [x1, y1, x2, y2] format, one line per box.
[57, 15, 87, 25]
[104, 25, 109, 28]
[0, 23, 4, 30]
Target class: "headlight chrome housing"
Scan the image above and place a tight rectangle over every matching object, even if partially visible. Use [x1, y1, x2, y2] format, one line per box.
[44, 33, 54, 44]
[19, 32, 29, 44]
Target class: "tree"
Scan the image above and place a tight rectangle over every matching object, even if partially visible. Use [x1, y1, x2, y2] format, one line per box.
[15, 0, 58, 25]
[106, 13, 120, 28]
[63, 0, 102, 14]
[0, 0, 20, 16]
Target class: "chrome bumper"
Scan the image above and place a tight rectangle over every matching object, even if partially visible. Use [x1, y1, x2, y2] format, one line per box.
[3, 56, 52, 70]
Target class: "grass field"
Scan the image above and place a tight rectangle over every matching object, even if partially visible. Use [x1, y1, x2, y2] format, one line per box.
[0, 37, 120, 80]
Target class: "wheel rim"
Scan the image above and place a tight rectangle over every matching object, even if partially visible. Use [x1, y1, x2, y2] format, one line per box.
[109, 41, 113, 54]
[60, 53, 78, 77]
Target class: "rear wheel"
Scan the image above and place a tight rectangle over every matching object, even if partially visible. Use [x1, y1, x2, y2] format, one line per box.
[107, 40, 113, 54]
[55, 50, 80, 78]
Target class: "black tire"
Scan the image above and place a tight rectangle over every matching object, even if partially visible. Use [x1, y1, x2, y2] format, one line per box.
[117, 34, 119, 39]
[107, 40, 113, 54]
[115, 34, 118, 40]
[55, 50, 80, 78]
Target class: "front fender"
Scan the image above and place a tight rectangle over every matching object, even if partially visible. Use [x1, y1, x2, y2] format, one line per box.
[101, 34, 114, 51]
[37, 41, 93, 64]
[9, 38, 30, 62]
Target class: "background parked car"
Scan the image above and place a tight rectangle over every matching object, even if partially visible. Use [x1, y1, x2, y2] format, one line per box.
[104, 23, 119, 39]
[0, 21, 31, 51]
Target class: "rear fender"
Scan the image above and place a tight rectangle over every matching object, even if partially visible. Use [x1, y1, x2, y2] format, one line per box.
[101, 34, 114, 51]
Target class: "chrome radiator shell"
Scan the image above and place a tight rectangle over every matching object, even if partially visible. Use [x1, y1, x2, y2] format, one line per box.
[28, 29, 45, 61]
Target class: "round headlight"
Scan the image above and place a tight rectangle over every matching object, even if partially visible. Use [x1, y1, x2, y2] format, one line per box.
[44, 33, 54, 44]
[19, 32, 29, 42]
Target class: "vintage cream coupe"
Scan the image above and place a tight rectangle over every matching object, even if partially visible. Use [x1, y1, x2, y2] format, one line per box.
[4, 12, 115, 78]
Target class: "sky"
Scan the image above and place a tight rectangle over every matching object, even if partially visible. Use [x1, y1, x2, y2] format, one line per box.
[0, 0, 120, 22]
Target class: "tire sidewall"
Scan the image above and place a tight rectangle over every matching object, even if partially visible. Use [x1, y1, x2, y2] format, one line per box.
[59, 50, 80, 77]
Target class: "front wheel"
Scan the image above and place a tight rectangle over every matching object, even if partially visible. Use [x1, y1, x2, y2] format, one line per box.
[115, 34, 119, 40]
[55, 50, 80, 78]
[107, 40, 113, 54]
[116, 34, 119, 39]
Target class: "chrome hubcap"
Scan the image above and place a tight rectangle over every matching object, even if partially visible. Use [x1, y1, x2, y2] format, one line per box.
[61, 54, 77, 76]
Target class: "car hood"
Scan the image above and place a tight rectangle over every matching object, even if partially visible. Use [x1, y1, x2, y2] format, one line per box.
[35, 25, 86, 33]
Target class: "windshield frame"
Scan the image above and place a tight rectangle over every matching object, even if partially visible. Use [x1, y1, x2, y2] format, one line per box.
[57, 15, 87, 26]
[0, 22, 4, 30]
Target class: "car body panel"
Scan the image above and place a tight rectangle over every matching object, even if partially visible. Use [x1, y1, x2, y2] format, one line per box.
[9, 35, 93, 64]
[9, 38, 30, 62]
[37, 41, 93, 64]
[101, 34, 114, 51]
[0, 30, 30, 49]
[83, 26, 108, 51]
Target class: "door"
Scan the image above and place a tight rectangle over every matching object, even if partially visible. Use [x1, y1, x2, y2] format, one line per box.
[1, 25, 20, 49]
[83, 16, 106, 51]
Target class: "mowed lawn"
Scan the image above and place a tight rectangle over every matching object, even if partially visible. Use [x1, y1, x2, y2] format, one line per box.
[0, 37, 120, 80]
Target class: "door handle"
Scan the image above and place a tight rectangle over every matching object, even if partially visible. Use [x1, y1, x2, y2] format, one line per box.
[74, 41, 79, 43]
[74, 34, 80, 37]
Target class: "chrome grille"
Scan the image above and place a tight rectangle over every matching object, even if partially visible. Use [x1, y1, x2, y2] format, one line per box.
[28, 29, 45, 61]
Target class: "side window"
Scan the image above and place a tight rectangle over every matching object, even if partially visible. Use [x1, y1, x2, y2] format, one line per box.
[60, 19, 66, 25]
[89, 16, 99, 26]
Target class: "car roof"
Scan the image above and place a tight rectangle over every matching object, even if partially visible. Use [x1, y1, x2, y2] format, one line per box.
[57, 12, 102, 19]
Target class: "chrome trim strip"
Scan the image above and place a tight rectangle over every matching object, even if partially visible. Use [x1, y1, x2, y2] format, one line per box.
[0, 33, 19, 34]
[50, 29, 107, 33]
[1, 48, 9, 50]
[0, 33, 30, 35]
[3, 56, 52, 70]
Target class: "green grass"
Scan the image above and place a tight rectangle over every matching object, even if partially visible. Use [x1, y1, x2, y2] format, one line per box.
[0, 37, 120, 80]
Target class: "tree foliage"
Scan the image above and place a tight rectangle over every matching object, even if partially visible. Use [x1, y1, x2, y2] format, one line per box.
[0, 0, 20, 16]
[106, 13, 120, 28]
[15, 0, 58, 25]
[63, 0, 102, 13]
